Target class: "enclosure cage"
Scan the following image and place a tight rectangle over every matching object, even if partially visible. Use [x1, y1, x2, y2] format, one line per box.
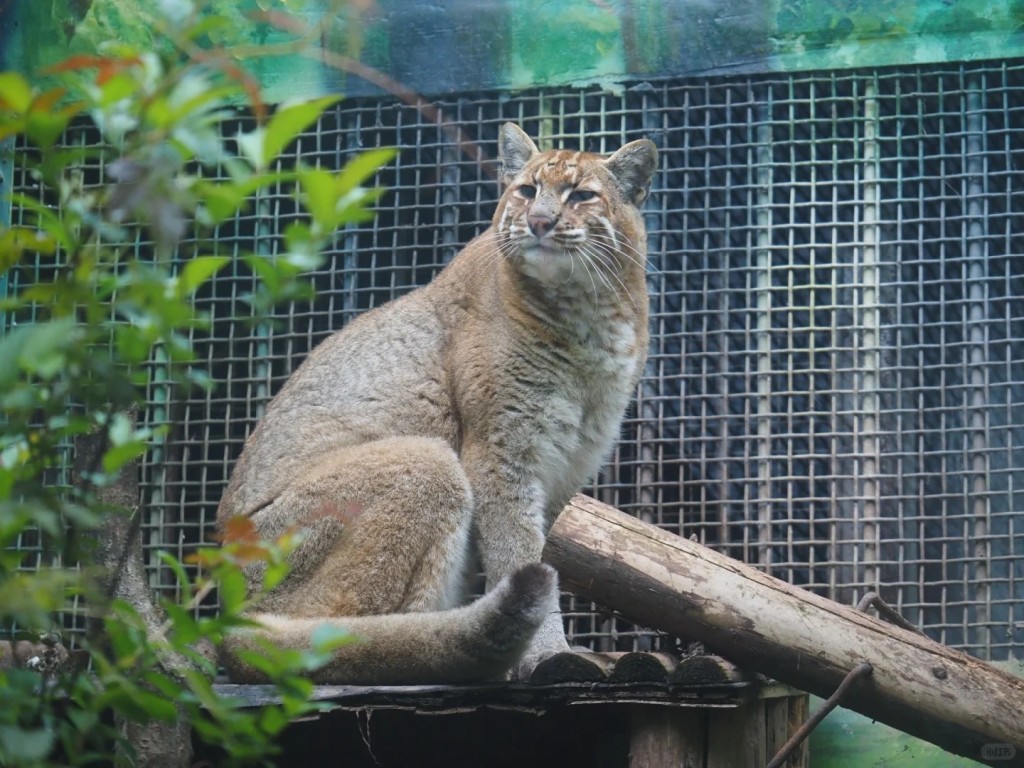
[6, 55, 1024, 663]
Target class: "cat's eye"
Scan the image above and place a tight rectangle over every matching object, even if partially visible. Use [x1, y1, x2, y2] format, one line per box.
[568, 189, 597, 203]
[517, 185, 537, 199]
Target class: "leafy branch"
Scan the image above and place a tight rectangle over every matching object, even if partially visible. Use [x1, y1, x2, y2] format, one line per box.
[0, 1, 394, 765]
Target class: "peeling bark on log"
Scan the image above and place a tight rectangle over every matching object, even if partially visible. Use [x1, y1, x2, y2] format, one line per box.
[543, 494, 1024, 766]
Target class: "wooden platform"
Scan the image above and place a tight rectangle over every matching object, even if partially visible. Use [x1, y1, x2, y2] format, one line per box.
[206, 674, 810, 767]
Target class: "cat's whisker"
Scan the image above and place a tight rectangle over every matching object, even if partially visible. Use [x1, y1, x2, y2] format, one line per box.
[570, 247, 603, 303]
[583, 244, 638, 308]
[600, 228, 662, 275]
[571, 244, 606, 296]
[586, 231, 652, 272]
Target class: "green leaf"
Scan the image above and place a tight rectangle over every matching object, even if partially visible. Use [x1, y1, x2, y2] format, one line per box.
[176, 255, 230, 298]
[234, 647, 280, 677]
[0, 227, 57, 275]
[262, 559, 291, 593]
[218, 568, 248, 614]
[66, 707, 99, 734]
[297, 167, 336, 230]
[183, 14, 234, 42]
[111, 684, 180, 722]
[310, 623, 353, 653]
[262, 96, 341, 166]
[4, 193, 73, 251]
[0, 72, 33, 113]
[336, 146, 396, 196]
[102, 440, 147, 473]
[0, 317, 79, 386]
[114, 323, 152, 364]
[107, 411, 134, 445]
[180, 667, 223, 712]
[0, 725, 55, 762]
[142, 669, 186, 702]
[235, 126, 265, 169]
[157, 550, 192, 592]
[241, 253, 281, 292]
[257, 706, 289, 736]
[194, 180, 248, 224]
[26, 103, 83, 150]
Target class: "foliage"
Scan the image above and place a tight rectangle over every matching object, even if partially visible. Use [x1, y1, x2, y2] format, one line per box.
[0, 1, 392, 765]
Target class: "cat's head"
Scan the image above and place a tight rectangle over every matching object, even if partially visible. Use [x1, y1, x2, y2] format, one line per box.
[493, 122, 658, 288]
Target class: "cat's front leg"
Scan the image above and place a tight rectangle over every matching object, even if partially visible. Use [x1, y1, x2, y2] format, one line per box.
[462, 451, 571, 678]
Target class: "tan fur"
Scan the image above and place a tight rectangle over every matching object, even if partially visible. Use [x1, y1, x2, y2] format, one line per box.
[218, 123, 658, 683]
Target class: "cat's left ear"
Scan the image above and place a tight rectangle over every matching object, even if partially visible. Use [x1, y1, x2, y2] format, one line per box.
[498, 123, 539, 187]
[605, 139, 658, 205]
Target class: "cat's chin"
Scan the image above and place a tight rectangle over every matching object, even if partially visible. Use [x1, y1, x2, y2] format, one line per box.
[517, 245, 577, 283]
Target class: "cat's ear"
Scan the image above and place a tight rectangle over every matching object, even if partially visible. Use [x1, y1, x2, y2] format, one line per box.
[498, 123, 539, 186]
[605, 139, 658, 205]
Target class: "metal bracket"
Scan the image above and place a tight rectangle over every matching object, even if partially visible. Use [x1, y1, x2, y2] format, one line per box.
[766, 661, 874, 768]
[856, 591, 926, 636]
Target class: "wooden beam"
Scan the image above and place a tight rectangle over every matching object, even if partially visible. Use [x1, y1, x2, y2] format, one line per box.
[543, 495, 1024, 766]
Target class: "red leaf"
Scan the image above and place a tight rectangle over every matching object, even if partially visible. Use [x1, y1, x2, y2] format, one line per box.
[29, 88, 66, 114]
[219, 514, 259, 544]
[44, 54, 112, 73]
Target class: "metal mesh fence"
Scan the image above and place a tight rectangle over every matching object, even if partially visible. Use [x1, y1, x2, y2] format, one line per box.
[7, 58, 1024, 661]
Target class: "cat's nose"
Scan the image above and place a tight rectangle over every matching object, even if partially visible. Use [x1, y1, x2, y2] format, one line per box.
[527, 213, 557, 238]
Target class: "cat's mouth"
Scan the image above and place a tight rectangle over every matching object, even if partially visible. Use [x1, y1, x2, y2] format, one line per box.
[518, 237, 568, 256]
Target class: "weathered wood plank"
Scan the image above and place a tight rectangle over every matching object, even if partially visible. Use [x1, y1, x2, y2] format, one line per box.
[765, 698, 792, 767]
[786, 695, 810, 768]
[212, 680, 752, 712]
[628, 706, 705, 768]
[706, 699, 766, 767]
[543, 494, 1024, 766]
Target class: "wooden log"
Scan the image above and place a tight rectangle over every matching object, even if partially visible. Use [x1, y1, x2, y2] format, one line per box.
[670, 654, 751, 687]
[610, 652, 677, 684]
[528, 651, 616, 685]
[543, 494, 1024, 766]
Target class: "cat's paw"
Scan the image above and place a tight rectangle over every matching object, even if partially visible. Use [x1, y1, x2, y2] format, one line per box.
[510, 648, 561, 682]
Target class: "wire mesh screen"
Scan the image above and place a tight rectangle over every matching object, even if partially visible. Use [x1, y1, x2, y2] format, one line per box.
[7, 58, 1024, 661]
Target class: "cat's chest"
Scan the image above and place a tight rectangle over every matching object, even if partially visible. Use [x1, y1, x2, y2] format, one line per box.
[513, 317, 642, 491]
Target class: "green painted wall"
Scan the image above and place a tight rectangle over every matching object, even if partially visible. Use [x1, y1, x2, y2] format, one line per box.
[810, 662, 1024, 767]
[2, 0, 1024, 99]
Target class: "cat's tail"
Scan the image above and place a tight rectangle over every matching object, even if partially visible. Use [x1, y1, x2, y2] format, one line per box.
[220, 563, 558, 685]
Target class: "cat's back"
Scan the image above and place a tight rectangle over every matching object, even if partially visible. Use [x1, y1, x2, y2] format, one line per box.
[218, 278, 467, 519]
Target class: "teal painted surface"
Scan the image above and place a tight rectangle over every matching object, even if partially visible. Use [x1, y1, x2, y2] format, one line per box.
[3, 0, 1024, 100]
[774, 0, 1024, 72]
[810, 662, 1023, 768]
[810, 703, 985, 767]
[506, 0, 624, 90]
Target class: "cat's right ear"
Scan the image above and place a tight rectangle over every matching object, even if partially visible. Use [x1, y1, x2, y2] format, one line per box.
[498, 123, 539, 187]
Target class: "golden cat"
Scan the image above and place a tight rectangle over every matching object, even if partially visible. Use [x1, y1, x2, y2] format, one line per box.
[218, 123, 657, 683]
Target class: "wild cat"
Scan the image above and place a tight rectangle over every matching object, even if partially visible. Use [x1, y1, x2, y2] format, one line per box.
[218, 123, 657, 683]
